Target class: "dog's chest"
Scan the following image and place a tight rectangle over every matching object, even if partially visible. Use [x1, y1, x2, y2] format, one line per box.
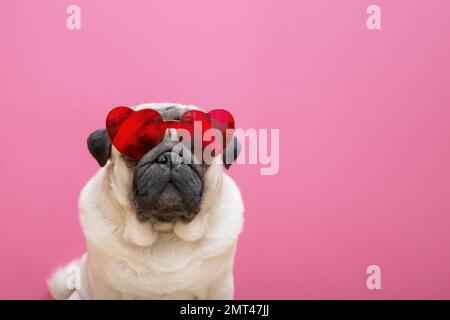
[87, 235, 233, 299]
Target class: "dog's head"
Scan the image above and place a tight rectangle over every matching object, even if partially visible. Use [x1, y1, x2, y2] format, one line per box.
[87, 103, 240, 223]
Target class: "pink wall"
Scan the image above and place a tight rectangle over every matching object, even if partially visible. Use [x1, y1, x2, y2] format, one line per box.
[1, 0, 450, 299]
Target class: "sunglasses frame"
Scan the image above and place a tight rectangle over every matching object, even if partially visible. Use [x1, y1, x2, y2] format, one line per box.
[105, 106, 235, 161]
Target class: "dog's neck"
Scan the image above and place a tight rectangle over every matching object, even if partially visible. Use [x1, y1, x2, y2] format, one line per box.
[100, 161, 225, 247]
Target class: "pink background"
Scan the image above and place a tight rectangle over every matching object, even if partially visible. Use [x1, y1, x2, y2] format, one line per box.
[1, 0, 450, 299]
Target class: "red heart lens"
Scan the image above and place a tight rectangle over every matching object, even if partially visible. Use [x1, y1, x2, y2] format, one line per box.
[105, 106, 235, 161]
[179, 110, 213, 151]
[106, 107, 164, 160]
[207, 109, 235, 153]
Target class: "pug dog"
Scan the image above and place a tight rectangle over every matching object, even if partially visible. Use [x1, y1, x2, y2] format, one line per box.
[47, 102, 244, 299]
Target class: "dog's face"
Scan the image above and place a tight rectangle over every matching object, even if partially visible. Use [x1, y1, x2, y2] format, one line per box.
[87, 103, 239, 223]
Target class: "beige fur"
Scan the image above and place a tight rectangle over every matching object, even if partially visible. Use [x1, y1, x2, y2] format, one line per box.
[48, 103, 244, 299]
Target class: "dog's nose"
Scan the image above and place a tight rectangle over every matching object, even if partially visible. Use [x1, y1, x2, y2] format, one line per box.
[156, 152, 170, 165]
[155, 151, 182, 168]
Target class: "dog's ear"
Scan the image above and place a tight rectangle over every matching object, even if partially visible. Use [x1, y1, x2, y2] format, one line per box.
[87, 129, 111, 167]
[222, 137, 241, 169]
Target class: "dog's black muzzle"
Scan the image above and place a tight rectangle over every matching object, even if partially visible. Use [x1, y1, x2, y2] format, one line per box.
[131, 143, 205, 222]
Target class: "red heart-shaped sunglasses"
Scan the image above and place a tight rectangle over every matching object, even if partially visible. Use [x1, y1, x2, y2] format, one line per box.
[106, 106, 235, 160]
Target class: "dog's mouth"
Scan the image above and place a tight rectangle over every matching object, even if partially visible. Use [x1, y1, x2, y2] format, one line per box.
[134, 183, 200, 222]
[131, 160, 204, 222]
[151, 183, 191, 220]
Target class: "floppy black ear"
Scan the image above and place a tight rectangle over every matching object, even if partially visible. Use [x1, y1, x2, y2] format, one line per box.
[222, 137, 241, 169]
[87, 129, 111, 167]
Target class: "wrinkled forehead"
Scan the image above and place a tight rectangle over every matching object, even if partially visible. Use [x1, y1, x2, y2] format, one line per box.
[133, 103, 202, 121]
